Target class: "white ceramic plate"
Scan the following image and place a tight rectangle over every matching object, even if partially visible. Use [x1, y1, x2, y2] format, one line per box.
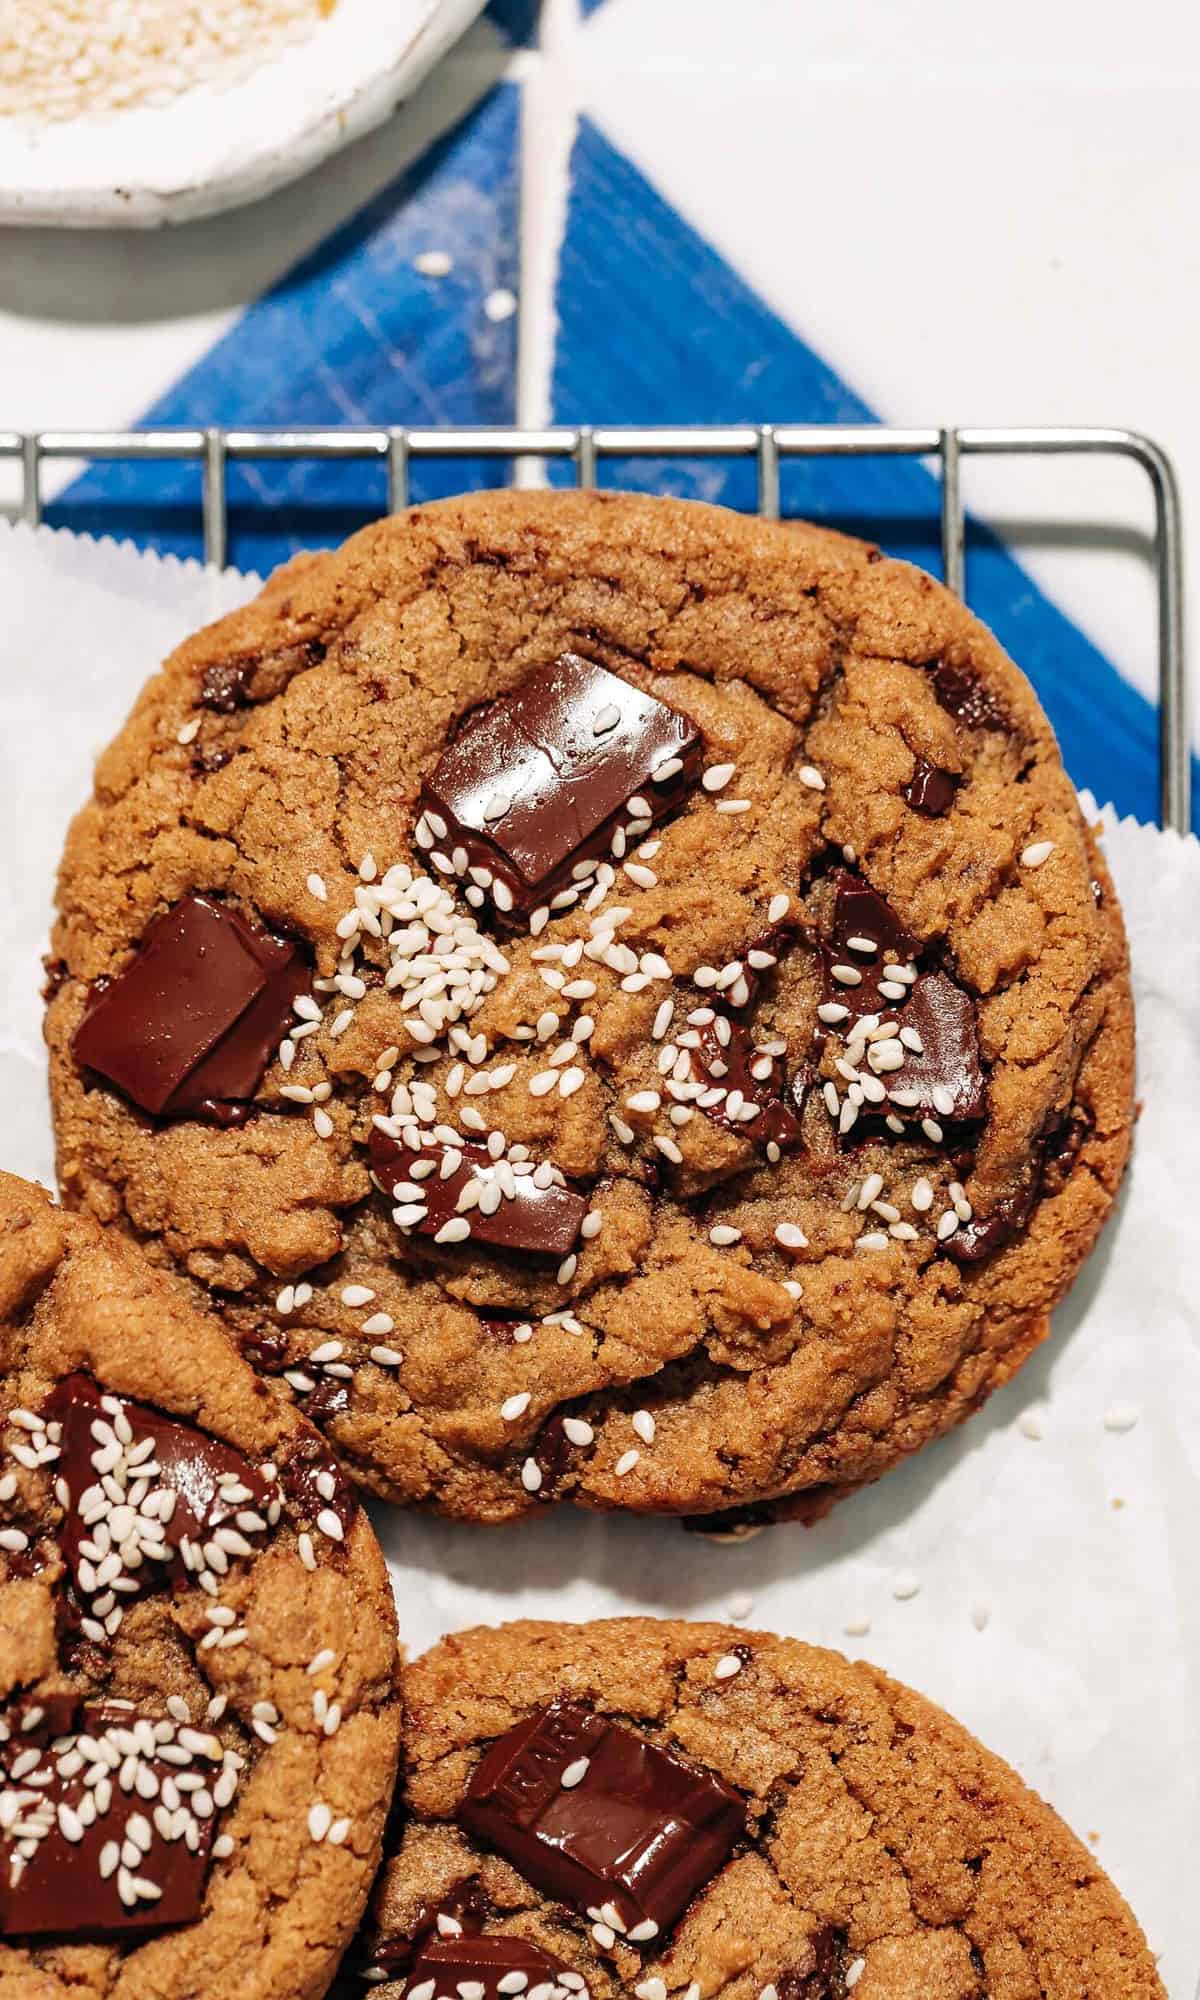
[0, 0, 487, 228]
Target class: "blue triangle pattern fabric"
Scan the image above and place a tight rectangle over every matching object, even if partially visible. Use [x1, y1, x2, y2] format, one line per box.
[484, 0, 540, 43]
[48, 84, 521, 578]
[551, 116, 1195, 830]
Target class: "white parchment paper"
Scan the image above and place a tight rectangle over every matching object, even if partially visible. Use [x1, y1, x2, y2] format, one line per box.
[2, 521, 1197, 1994]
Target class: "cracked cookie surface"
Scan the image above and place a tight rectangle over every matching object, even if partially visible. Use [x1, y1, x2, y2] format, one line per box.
[350, 1616, 1162, 2000]
[0, 1171, 401, 1997]
[47, 490, 1135, 1524]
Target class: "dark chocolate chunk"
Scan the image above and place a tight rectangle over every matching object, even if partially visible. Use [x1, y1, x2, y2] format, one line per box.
[419, 653, 703, 917]
[73, 892, 310, 1123]
[0, 1698, 226, 1938]
[693, 1015, 802, 1152]
[944, 1106, 1088, 1263]
[889, 969, 986, 1123]
[277, 1433, 357, 1537]
[371, 1129, 586, 1262]
[927, 658, 1010, 733]
[902, 756, 959, 817]
[363, 1879, 487, 1978]
[818, 874, 985, 1128]
[776, 1925, 848, 1998]
[45, 1373, 278, 1614]
[534, 1410, 594, 1492]
[458, 1698, 744, 1941]
[405, 1932, 573, 1998]
[199, 659, 254, 712]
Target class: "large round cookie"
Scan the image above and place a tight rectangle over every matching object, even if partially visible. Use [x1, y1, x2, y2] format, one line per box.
[0, 1171, 401, 1996]
[48, 490, 1134, 1524]
[352, 1616, 1162, 1999]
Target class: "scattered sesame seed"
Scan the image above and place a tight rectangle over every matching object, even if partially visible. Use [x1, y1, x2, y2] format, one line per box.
[702, 763, 736, 792]
[798, 765, 825, 791]
[774, 1222, 808, 1250]
[1018, 1411, 1044, 1441]
[520, 1458, 542, 1493]
[614, 1449, 640, 1477]
[709, 1224, 742, 1247]
[713, 1654, 742, 1680]
[632, 1410, 656, 1445]
[176, 716, 201, 745]
[501, 1392, 531, 1422]
[715, 797, 752, 814]
[1103, 1405, 1140, 1433]
[892, 1575, 921, 1601]
[1021, 840, 1055, 868]
[843, 1616, 871, 1637]
[563, 1418, 594, 1446]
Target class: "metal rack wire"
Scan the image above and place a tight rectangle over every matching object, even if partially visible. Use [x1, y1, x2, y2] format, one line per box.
[0, 421, 1187, 833]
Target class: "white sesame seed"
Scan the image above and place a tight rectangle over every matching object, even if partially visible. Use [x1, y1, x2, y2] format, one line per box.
[1021, 840, 1055, 868]
[632, 1410, 656, 1445]
[614, 1449, 640, 1477]
[843, 1616, 872, 1637]
[626, 1089, 661, 1115]
[936, 1210, 960, 1241]
[1103, 1405, 1140, 1433]
[558, 1066, 586, 1098]
[520, 1458, 543, 1493]
[581, 1210, 603, 1239]
[831, 963, 863, 986]
[702, 763, 736, 792]
[774, 1222, 808, 1250]
[713, 1653, 742, 1680]
[501, 1393, 531, 1422]
[709, 1224, 742, 1246]
[892, 1575, 921, 1601]
[1019, 1411, 1045, 1441]
[316, 1509, 345, 1543]
[563, 1418, 594, 1446]
[308, 1803, 332, 1844]
[798, 765, 825, 791]
[715, 797, 752, 814]
[557, 1254, 578, 1285]
[176, 716, 202, 745]
[561, 1756, 590, 1788]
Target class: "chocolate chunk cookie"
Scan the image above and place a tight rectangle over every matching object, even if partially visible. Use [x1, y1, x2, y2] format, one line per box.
[0, 1171, 401, 1996]
[47, 490, 1134, 1524]
[351, 1617, 1162, 2000]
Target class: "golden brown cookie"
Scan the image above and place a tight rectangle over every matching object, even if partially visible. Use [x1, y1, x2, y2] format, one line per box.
[0, 1171, 401, 1996]
[47, 490, 1135, 1525]
[353, 1616, 1162, 2000]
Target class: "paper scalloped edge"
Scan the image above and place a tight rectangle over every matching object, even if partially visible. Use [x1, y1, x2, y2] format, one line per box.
[0, 514, 265, 591]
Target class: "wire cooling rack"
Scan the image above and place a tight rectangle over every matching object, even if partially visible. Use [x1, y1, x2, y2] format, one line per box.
[0, 421, 1187, 833]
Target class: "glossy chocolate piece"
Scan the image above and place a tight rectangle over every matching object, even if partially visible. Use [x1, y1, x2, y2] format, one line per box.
[73, 892, 310, 1123]
[46, 1372, 276, 1602]
[890, 969, 986, 1123]
[0, 1699, 219, 1938]
[371, 1129, 586, 1262]
[406, 1932, 572, 1998]
[420, 654, 703, 916]
[927, 658, 1010, 733]
[458, 1699, 744, 1940]
[818, 874, 985, 1126]
[693, 1016, 802, 1152]
[902, 757, 959, 817]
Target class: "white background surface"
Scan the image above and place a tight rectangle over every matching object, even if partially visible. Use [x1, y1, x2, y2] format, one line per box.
[1, 522, 1197, 1992]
